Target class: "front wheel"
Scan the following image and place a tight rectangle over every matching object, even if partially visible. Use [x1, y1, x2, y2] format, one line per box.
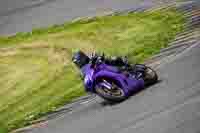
[95, 79, 127, 102]
[144, 67, 158, 86]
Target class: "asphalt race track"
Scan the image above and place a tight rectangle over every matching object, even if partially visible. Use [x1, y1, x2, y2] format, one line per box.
[1, 0, 200, 133]
[0, 0, 173, 35]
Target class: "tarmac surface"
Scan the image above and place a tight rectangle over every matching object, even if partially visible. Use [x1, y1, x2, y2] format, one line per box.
[0, 0, 173, 35]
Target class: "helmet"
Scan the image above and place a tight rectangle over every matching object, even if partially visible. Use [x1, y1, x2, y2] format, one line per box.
[72, 50, 90, 68]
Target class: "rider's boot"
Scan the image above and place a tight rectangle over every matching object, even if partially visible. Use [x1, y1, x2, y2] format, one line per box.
[131, 64, 146, 79]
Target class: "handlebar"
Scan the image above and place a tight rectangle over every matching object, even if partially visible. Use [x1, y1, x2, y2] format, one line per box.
[90, 52, 105, 67]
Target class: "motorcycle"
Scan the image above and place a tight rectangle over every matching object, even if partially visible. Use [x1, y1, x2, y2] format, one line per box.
[78, 54, 158, 102]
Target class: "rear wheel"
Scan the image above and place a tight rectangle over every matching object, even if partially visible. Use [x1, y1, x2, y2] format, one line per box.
[144, 67, 158, 86]
[95, 79, 127, 102]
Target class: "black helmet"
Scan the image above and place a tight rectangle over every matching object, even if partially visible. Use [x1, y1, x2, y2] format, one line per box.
[72, 50, 90, 68]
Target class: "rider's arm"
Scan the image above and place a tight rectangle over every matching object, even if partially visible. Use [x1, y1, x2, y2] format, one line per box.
[89, 52, 130, 68]
[105, 56, 130, 67]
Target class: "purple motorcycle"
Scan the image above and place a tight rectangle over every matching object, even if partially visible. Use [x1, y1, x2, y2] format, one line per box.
[72, 51, 158, 102]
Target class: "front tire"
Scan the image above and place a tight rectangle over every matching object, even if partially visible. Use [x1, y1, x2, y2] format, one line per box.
[95, 79, 127, 102]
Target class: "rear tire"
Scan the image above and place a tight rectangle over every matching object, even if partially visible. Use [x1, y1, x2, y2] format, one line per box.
[144, 67, 158, 86]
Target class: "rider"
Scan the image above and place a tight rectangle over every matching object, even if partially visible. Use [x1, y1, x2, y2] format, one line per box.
[72, 50, 146, 78]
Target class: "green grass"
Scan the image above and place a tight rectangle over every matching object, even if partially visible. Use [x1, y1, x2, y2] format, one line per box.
[0, 8, 185, 132]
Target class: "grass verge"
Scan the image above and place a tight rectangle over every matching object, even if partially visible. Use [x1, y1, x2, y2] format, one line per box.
[0, 8, 185, 132]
